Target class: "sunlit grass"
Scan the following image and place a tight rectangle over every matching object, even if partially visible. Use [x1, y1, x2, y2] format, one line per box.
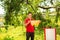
[0, 26, 60, 40]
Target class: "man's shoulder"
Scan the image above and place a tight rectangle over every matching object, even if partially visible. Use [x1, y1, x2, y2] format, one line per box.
[25, 18, 29, 20]
[25, 18, 29, 21]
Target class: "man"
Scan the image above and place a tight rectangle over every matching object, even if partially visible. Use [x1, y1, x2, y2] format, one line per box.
[24, 12, 34, 40]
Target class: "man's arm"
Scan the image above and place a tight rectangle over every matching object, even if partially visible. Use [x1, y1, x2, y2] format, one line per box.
[25, 21, 31, 26]
[24, 19, 31, 26]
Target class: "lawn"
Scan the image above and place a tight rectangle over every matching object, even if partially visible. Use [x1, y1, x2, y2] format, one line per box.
[0, 26, 60, 40]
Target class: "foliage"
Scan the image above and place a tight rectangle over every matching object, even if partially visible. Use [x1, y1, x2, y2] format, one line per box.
[4, 36, 14, 40]
[0, 26, 60, 40]
[0, 0, 60, 40]
[0, 0, 59, 26]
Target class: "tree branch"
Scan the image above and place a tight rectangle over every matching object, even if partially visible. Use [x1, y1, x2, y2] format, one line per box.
[38, 6, 55, 9]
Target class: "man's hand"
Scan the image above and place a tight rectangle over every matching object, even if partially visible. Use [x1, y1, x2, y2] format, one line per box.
[28, 20, 31, 23]
[25, 20, 31, 26]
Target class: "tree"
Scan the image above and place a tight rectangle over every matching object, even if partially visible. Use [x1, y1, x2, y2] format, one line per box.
[0, 0, 60, 27]
[0, 0, 24, 25]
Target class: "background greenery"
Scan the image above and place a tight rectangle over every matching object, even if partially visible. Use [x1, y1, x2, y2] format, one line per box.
[0, 0, 60, 40]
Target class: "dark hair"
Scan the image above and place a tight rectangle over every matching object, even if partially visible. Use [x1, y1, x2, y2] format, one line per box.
[28, 12, 32, 15]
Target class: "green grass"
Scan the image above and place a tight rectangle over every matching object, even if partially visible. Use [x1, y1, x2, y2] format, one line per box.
[0, 26, 60, 40]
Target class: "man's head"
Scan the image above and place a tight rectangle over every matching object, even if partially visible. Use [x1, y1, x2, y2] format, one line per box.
[27, 12, 32, 19]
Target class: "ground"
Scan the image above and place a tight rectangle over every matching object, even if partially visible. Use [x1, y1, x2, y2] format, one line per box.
[0, 26, 60, 40]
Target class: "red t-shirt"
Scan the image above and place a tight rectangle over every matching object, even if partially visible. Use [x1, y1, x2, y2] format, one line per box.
[24, 18, 34, 32]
